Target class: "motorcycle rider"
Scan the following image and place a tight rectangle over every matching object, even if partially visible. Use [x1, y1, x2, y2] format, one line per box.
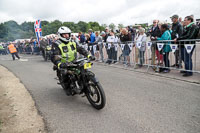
[51, 26, 95, 95]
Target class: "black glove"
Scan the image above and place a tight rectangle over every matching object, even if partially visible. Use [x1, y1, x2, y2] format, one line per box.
[59, 63, 68, 68]
[89, 56, 95, 61]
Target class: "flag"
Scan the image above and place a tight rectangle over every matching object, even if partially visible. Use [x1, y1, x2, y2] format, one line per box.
[157, 43, 164, 51]
[114, 44, 118, 51]
[136, 42, 142, 49]
[120, 44, 125, 50]
[108, 43, 111, 49]
[184, 44, 194, 54]
[34, 20, 42, 44]
[170, 44, 178, 53]
[128, 43, 133, 51]
[147, 42, 152, 49]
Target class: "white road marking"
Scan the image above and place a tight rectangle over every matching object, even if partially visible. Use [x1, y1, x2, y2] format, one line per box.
[19, 59, 28, 62]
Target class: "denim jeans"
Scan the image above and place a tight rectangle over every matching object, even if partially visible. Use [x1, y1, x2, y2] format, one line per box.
[139, 51, 145, 65]
[181, 47, 195, 74]
[98, 44, 104, 61]
[11, 52, 20, 60]
[107, 47, 117, 63]
[163, 52, 170, 70]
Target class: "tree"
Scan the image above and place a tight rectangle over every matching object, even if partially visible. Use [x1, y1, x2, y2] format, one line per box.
[109, 23, 116, 31]
[101, 24, 107, 29]
[20, 21, 34, 32]
[77, 21, 89, 32]
[0, 20, 111, 42]
[43, 20, 62, 35]
[118, 24, 124, 29]
[88, 22, 100, 31]
[0, 23, 7, 39]
[41, 20, 49, 27]
[63, 22, 76, 32]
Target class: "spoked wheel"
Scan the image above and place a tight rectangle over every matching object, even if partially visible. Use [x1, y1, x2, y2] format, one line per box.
[85, 80, 106, 110]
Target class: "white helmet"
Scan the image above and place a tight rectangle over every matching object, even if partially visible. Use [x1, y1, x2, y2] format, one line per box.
[58, 26, 72, 42]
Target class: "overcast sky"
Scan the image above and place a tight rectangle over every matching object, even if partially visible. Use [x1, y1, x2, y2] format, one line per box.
[0, 0, 200, 26]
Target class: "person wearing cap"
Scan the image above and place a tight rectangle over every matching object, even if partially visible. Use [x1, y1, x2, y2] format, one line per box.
[170, 14, 183, 68]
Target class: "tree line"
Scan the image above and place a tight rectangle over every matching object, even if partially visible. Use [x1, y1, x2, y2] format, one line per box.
[0, 20, 123, 42]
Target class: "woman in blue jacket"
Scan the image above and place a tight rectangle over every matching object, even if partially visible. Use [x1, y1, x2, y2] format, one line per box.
[156, 24, 172, 73]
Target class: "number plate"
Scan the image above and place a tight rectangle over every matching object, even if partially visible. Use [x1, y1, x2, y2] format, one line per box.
[84, 63, 92, 69]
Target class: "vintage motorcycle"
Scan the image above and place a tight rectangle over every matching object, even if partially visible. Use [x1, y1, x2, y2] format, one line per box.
[54, 57, 106, 110]
[43, 45, 52, 61]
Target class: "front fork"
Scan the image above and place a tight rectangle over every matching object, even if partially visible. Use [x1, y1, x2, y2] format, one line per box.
[82, 70, 99, 95]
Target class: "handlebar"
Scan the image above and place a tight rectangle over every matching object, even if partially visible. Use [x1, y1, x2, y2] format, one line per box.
[74, 57, 88, 63]
[59, 57, 91, 69]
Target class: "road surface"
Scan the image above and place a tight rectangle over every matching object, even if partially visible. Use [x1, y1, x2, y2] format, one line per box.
[0, 54, 200, 133]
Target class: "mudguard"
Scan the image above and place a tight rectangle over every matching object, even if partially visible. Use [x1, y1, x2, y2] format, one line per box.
[86, 71, 99, 84]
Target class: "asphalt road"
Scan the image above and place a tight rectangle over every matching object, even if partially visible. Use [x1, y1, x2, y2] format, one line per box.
[1, 54, 200, 133]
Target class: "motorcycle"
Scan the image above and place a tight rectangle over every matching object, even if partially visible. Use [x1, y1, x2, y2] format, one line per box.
[43, 45, 52, 61]
[54, 57, 106, 110]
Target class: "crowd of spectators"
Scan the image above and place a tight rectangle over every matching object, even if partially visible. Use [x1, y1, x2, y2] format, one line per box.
[0, 35, 58, 56]
[1, 14, 200, 77]
[74, 14, 200, 77]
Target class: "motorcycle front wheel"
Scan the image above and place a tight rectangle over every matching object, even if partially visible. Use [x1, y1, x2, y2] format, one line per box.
[85, 79, 106, 110]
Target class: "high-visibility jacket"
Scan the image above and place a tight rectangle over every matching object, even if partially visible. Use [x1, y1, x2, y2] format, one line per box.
[58, 41, 77, 63]
[8, 44, 17, 53]
[0, 45, 4, 50]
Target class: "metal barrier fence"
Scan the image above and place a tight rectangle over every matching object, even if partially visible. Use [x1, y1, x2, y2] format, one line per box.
[79, 39, 200, 74]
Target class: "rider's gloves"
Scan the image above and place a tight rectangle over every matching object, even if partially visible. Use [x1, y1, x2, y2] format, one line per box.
[87, 55, 95, 61]
[58, 62, 68, 69]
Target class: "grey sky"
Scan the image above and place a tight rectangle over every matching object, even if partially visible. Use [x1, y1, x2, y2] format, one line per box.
[0, 0, 200, 25]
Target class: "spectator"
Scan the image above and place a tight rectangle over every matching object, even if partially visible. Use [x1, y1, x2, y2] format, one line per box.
[106, 30, 119, 64]
[119, 28, 132, 66]
[155, 21, 165, 67]
[156, 24, 172, 73]
[179, 17, 182, 23]
[0, 44, 4, 55]
[88, 29, 96, 56]
[40, 38, 48, 57]
[104, 27, 111, 63]
[71, 34, 80, 45]
[197, 21, 200, 39]
[170, 14, 183, 68]
[136, 28, 147, 67]
[85, 34, 91, 44]
[149, 20, 161, 66]
[95, 31, 104, 62]
[175, 16, 199, 76]
[105, 27, 110, 35]
[78, 32, 86, 44]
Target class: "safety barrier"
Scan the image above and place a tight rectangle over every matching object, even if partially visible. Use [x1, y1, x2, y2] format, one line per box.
[79, 39, 200, 74]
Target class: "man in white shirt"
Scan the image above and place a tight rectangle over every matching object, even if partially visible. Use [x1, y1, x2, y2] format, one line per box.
[106, 30, 119, 64]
